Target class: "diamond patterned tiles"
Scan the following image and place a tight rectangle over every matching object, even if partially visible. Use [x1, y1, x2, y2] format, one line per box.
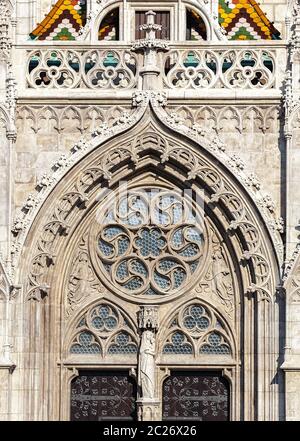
[30, 0, 86, 40]
[219, 0, 281, 40]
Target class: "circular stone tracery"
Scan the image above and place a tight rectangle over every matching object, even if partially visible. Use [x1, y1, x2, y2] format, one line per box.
[95, 187, 205, 297]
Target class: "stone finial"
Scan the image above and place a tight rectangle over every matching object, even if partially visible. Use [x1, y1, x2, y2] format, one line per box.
[139, 11, 161, 40]
[131, 10, 169, 90]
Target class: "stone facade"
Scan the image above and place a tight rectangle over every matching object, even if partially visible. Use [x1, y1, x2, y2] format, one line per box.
[0, 0, 300, 421]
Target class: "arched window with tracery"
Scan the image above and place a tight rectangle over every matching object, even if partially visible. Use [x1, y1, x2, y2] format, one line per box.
[186, 8, 207, 41]
[98, 8, 120, 41]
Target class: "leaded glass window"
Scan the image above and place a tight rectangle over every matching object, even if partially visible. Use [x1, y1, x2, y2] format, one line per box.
[70, 332, 101, 354]
[96, 188, 205, 297]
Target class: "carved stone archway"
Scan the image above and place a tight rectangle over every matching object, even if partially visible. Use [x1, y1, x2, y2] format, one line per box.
[15, 95, 282, 421]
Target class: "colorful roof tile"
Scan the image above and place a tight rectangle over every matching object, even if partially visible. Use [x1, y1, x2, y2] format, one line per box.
[30, 0, 86, 40]
[29, 0, 280, 41]
[219, 0, 281, 40]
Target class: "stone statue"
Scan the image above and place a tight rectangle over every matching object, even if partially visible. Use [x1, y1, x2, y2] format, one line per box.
[139, 330, 156, 399]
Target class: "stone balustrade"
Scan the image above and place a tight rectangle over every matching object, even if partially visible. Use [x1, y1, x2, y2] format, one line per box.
[20, 42, 286, 92]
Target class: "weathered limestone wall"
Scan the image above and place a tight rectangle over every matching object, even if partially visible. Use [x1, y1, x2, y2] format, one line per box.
[14, 104, 132, 210]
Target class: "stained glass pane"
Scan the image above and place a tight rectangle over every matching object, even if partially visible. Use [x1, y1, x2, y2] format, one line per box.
[70, 332, 101, 354]
[199, 332, 231, 355]
[183, 305, 210, 331]
[163, 332, 193, 354]
[108, 332, 138, 355]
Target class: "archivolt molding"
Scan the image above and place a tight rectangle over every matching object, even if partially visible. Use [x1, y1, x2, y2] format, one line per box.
[12, 92, 281, 306]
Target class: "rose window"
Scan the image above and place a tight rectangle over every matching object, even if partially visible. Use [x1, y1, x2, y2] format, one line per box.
[96, 188, 205, 296]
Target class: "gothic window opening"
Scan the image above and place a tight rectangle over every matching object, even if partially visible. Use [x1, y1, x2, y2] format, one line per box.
[98, 8, 120, 41]
[68, 303, 138, 357]
[135, 11, 170, 40]
[186, 9, 207, 41]
[161, 303, 233, 358]
[162, 371, 229, 421]
[71, 371, 137, 421]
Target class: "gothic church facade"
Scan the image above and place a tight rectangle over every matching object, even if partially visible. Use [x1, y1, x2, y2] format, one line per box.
[0, 0, 300, 421]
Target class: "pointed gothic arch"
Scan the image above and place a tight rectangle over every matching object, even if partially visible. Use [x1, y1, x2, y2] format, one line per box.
[15, 97, 282, 420]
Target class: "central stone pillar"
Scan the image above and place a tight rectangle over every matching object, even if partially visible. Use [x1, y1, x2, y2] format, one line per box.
[137, 305, 160, 421]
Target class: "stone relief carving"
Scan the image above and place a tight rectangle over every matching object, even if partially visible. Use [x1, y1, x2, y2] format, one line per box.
[289, 268, 300, 303]
[138, 306, 159, 330]
[165, 105, 279, 136]
[194, 230, 235, 318]
[209, 246, 234, 314]
[67, 234, 105, 316]
[16, 104, 133, 136]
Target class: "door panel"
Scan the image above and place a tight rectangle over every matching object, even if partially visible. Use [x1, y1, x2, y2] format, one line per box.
[162, 371, 229, 421]
[70, 370, 137, 421]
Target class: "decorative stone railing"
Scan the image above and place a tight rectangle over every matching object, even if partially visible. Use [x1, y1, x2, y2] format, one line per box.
[26, 48, 139, 89]
[22, 42, 285, 91]
[162, 48, 277, 90]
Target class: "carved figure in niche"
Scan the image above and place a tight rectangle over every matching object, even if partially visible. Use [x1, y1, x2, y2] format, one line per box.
[139, 330, 156, 399]
[69, 252, 94, 304]
[208, 246, 234, 311]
